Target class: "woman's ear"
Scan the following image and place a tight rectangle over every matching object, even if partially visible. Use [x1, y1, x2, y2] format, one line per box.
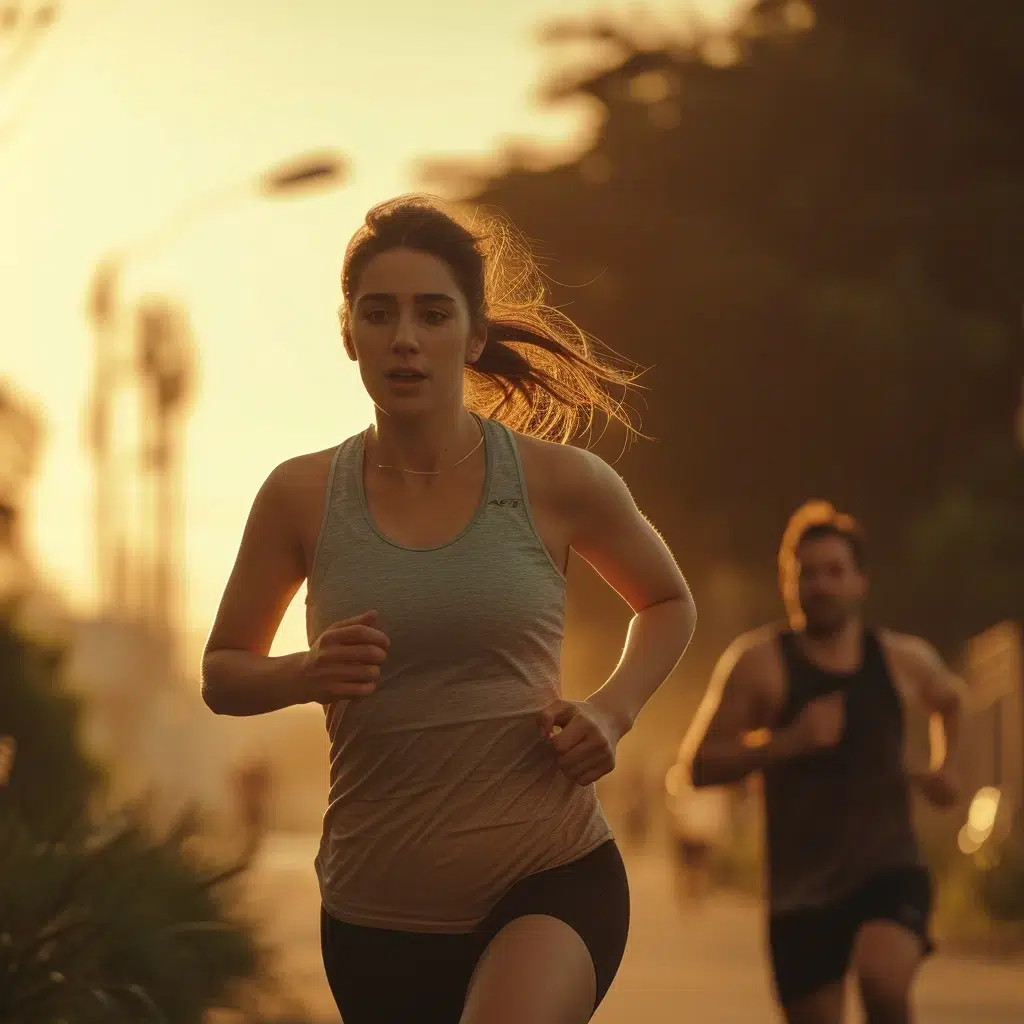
[465, 320, 487, 366]
[339, 307, 357, 362]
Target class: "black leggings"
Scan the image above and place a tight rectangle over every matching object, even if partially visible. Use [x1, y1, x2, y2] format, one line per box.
[320, 840, 630, 1024]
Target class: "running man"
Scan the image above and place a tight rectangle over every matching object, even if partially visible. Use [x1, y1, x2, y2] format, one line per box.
[678, 501, 965, 1024]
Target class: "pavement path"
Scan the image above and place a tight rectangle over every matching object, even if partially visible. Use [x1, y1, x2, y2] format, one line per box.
[242, 833, 1023, 1023]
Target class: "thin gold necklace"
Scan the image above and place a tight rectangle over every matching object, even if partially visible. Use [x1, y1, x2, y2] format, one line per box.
[365, 422, 484, 476]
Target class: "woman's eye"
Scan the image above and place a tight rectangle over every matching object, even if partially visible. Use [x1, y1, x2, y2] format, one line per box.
[364, 309, 390, 325]
[423, 309, 450, 326]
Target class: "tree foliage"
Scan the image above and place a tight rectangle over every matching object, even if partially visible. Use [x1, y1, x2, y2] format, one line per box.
[0, 610, 264, 1023]
[0, 606, 101, 837]
[430, 0, 1024, 654]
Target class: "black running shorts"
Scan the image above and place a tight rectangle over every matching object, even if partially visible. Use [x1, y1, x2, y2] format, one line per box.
[768, 865, 934, 1006]
[320, 839, 630, 1024]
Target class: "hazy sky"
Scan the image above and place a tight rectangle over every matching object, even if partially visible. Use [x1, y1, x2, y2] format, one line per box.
[2, 0, 738, 658]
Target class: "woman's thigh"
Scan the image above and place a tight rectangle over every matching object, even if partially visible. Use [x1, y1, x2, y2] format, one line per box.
[320, 908, 476, 1024]
[465, 840, 631, 1022]
[461, 914, 597, 1024]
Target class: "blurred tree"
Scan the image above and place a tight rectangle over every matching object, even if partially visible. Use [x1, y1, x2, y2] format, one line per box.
[0, 608, 265, 1023]
[426, 0, 1024, 657]
[0, 602, 100, 837]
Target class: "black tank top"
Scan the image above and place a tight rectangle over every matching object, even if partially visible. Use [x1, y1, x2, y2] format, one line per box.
[762, 627, 920, 911]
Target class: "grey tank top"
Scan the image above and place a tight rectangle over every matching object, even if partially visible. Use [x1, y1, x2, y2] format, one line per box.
[306, 415, 612, 932]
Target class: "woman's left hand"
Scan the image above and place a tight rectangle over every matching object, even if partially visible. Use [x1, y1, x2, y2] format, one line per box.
[538, 699, 623, 787]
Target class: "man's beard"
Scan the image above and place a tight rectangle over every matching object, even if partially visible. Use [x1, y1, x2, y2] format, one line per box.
[802, 601, 853, 638]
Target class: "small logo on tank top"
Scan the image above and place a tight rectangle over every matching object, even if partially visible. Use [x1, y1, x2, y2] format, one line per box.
[488, 498, 521, 508]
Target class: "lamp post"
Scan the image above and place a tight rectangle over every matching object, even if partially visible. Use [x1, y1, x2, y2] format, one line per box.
[84, 150, 347, 644]
[135, 297, 193, 646]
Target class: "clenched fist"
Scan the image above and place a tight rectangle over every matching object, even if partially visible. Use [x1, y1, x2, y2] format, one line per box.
[787, 691, 846, 755]
[538, 699, 623, 787]
[301, 610, 389, 705]
[909, 767, 960, 810]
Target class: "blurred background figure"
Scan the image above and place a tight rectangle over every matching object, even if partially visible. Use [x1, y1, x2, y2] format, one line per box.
[234, 757, 273, 862]
[664, 759, 733, 904]
[682, 503, 967, 1024]
[618, 763, 654, 850]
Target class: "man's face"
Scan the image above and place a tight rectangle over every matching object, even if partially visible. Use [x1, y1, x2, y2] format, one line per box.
[792, 534, 867, 636]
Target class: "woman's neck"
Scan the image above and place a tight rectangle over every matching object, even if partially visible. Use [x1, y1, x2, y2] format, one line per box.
[367, 407, 481, 474]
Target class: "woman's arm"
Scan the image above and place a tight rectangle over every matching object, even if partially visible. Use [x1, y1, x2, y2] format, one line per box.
[201, 460, 310, 717]
[564, 447, 697, 735]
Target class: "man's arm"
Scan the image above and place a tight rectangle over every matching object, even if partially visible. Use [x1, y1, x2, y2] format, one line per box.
[888, 633, 967, 773]
[681, 637, 799, 788]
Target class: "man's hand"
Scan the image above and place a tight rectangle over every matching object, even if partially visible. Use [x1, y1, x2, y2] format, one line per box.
[909, 767, 960, 809]
[782, 692, 846, 755]
[538, 698, 624, 787]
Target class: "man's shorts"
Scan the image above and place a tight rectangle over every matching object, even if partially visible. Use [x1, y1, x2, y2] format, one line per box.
[768, 866, 933, 1006]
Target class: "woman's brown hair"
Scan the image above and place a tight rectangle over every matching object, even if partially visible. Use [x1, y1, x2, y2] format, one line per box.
[340, 194, 642, 444]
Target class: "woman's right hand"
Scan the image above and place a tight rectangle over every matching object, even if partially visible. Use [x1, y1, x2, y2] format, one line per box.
[301, 610, 389, 704]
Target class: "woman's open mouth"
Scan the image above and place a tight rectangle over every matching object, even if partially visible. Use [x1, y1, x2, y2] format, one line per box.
[385, 369, 427, 390]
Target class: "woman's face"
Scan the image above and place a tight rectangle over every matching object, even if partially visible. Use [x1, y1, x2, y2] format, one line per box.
[345, 248, 485, 418]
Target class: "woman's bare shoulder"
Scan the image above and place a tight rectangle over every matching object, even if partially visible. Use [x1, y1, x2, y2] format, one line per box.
[512, 431, 608, 498]
[254, 446, 342, 532]
[265, 446, 339, 495]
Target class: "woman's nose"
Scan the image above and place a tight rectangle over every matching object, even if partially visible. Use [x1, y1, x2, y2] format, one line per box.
[391, 310, 420, 352]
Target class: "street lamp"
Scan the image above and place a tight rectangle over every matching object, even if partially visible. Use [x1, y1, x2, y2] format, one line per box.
[259, 151, 345, 196]
[88, 149, 346, 294]
[85, 149, 348, 638]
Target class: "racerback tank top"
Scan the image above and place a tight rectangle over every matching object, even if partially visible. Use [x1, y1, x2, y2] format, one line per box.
[306, 414, 612, 932]
[762, 627, 921, 911]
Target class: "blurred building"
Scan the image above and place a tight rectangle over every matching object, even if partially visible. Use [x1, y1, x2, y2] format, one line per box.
[961, 622, 1023, 839]
[61, 615, 248, 827]
[0, 377, 271, 848]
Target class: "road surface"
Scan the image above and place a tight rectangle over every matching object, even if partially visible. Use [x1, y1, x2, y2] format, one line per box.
[242, 834, 1023, 1023]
